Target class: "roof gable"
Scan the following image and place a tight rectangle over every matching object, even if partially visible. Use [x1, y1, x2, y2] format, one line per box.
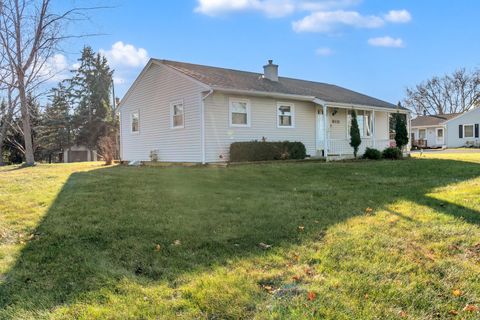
[411, 113, 462, 127]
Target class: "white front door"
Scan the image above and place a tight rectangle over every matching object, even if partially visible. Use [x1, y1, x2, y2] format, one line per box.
[436, 128, 444, 145]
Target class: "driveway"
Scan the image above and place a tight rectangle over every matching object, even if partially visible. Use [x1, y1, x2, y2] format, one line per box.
[411, 148, 480, 154]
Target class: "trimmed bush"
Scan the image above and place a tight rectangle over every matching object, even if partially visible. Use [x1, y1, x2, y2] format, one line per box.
[363, 148, 382, 160]
[382, 147, 402, 160]
[230, 141, 306, 162]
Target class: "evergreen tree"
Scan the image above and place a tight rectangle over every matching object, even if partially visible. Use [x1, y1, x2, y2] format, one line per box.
[38, 83, 72, 162]
[349, 109, 361, 158]
[394, 103, 409, 150]
[69, 46, 114, 154]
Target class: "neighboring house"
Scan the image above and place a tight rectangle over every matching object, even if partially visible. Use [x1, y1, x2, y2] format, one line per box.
[411, 108, 480, 148]
[118, 59, 411, 163]
[63, 145, 98, 163]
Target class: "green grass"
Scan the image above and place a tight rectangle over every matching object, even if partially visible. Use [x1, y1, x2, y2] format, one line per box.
[0, 155, 479, 319]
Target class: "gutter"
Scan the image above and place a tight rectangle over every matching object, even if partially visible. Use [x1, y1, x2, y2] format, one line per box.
[201, 89, 214, 164]
[213, 86, 407, 113]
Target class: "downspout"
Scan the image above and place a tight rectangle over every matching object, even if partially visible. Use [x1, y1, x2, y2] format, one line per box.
[201, 89, 214, 164]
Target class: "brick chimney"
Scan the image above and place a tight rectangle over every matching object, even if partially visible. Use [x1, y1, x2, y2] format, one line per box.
[263, 60, 278, 82]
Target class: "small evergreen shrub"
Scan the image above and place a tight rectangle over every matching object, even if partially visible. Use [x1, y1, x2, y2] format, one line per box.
[382, 147, 402, 160]
[230, 141, 306, 162]
[349, 109, 361, 158]
[363, 148, 382, 160]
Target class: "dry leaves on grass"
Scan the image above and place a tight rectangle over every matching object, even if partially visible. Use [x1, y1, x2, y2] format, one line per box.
[452, 289, 462, 297]
[298, 226, 305, 232]
[307, 291, 317, 301]
[463, 304, 479, 312]
[154, 244, 161, 252]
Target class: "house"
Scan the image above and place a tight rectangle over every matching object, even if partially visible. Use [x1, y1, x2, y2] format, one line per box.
[118, 59, 411, 163]
[411, 108, 480, 148]
[62, 145, 98, 163]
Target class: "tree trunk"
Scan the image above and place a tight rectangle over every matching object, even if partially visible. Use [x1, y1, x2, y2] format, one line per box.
[18, 81, 35, 165]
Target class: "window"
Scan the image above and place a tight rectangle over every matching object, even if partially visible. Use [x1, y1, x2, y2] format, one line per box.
[348, 110, 372, 137]
[131, 111, 139, 133]
[418, 129, 426, 139]
[464, 124, 474, 138]
[170, 100, 184, 128]
[229, 98, 250, 127]
[277, 103, 295, 128]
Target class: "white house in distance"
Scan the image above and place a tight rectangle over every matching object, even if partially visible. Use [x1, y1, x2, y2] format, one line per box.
[411, 108, 480, 148]
[118, 59, 411, 163]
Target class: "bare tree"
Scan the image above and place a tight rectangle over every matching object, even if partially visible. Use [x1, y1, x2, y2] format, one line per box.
[404, 68, 480, 116]
[0, 0, 96, 165]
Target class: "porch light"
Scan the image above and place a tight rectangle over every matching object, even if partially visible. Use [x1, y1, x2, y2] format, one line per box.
[332, 108, 338, 116]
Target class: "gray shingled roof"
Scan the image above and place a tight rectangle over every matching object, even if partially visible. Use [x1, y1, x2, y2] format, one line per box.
[157, 59, 402, 110]
[411, 113, 461, 127]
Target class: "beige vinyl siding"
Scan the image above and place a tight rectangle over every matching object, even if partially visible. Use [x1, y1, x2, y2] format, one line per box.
[329, 108, 347, 139]
[120, 63, 205, 162]
[374, 111, 389, 140]
[204, 92, 316, 162]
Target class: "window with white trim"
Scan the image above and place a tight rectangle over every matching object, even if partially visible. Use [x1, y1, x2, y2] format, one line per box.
[464, 124, 474, 138]
[229, 98, 250, 127]
[418, 129, 426, 139]
[131, 111, 139, 133]
[170, 100, 184, 128]
[277, 103, 295, 128]
[348, 110, 372, 137]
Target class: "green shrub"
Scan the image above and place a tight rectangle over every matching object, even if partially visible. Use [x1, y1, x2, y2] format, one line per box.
[382, 147, 402, 160]
[363, 148, 382, 160]
[229, 141, 306, 162]
[349, 109, 361, 158]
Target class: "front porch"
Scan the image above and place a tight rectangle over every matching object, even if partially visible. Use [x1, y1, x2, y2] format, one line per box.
[315, 105, 410, 159]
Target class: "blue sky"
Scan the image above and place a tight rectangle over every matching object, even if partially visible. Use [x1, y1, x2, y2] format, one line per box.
[50, 0, 480, 105]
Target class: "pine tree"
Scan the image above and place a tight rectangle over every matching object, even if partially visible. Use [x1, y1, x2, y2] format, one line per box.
[38, 83, 72, 162]
[69, 46, 114, 154]
[349, 109, 361, 158]
[394, 104, 409, 150]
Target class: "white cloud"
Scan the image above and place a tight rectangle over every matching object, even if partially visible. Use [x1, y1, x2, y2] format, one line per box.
[195, 0, 360, 18]
[368, 36, 405, 48]
[39, 54, 70, 82]
[100, 41, 149, 68]
[293, 10, 384, 33]
[113, 76, 126, 85]
[315, 47, 334, 56]
[384, 9, 411, 23]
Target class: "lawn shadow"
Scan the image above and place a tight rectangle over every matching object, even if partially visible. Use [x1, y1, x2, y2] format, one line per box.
[0, 157, 479, 316]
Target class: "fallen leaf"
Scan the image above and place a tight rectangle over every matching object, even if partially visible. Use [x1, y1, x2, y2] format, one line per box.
[364, 293, 369, 300]
[292, 275, 301, 282]
[365, 207, 373, 215]
[154, 244, 161, 252]
[307, 291, 317, 301]
[262, 285, 275, 294]
[258, 242, 272, 250]
[173, 240, 181, 246]
[463, 304, 479, 312]
[452, 289, 462, 297]
[399, 310, 407, 318]
[304, 268, 314, 276]
[448, 309, 458, 316]
[292, 253, 300, 261]
[298, 226, 305, 232]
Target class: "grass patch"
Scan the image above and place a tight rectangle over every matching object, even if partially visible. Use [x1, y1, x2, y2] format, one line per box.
[0, 154, 479, 319]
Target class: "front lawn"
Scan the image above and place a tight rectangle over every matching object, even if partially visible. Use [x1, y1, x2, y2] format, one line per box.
[0, 155, 479, 319]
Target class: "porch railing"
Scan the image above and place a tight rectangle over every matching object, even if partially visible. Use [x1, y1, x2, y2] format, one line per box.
[325, 139, 392, 156]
